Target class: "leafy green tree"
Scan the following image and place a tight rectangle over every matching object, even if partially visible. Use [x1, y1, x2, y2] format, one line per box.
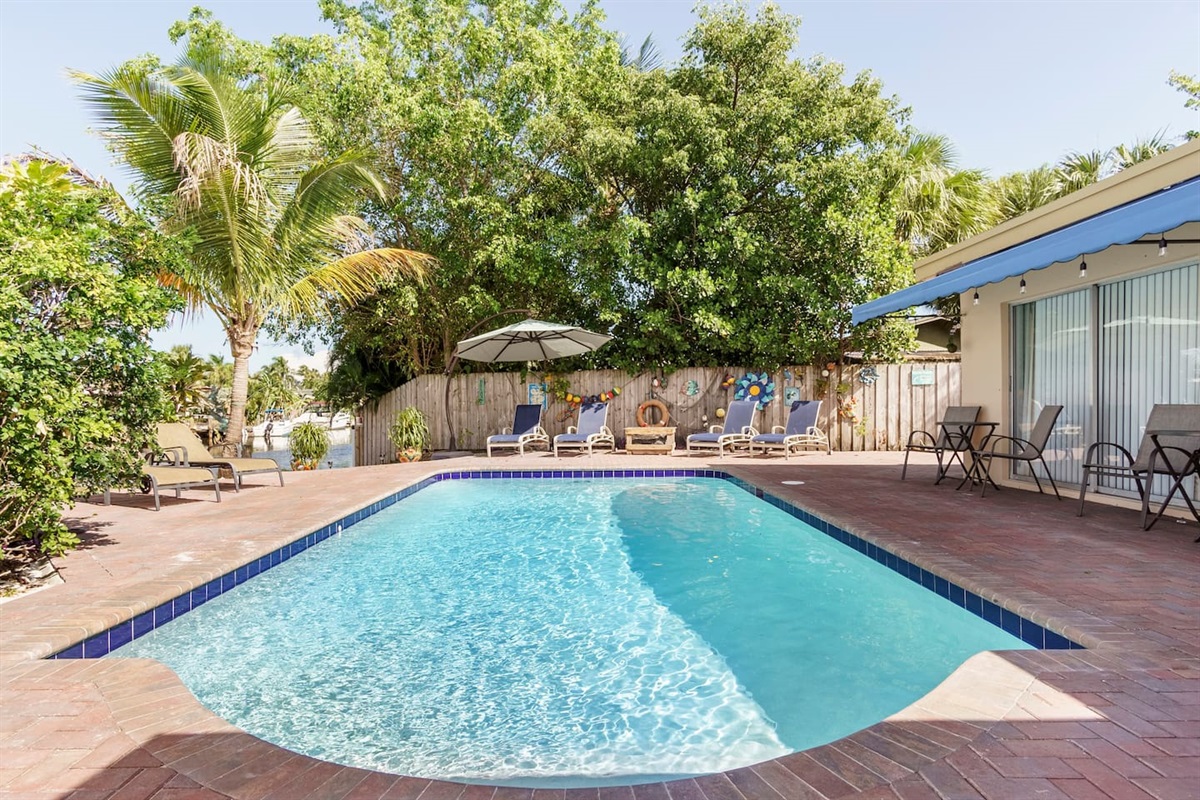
[573, 3, 915, 367]
[72, 54, 431, 451]
[268, 0, 628, 382]
[0, 158, 180, 564]
[1168, 70, 1199, 139]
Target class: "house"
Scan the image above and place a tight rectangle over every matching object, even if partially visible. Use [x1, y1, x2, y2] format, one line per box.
[853, 139, 1200, 509]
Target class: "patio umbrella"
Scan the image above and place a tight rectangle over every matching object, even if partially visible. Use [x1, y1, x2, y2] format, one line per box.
[442, 318, 613, 451]
[454, 319, 613, 363]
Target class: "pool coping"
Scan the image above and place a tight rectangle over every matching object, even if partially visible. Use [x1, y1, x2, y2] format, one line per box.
[50, 468, 1083, 660]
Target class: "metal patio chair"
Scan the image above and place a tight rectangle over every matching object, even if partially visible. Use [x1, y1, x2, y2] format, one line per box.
[970, 405, 1064, 499]
[1078, 404, 1200, 524]
[901, 406, 982, 482]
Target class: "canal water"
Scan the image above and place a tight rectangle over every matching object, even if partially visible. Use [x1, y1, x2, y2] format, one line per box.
[246, 428, 356, 470]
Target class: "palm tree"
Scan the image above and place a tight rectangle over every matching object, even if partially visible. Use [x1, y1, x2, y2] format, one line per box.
[893, 132, 997, 255]
[246, 357, 302, 425]
[204, 353, 233, 420]
[1055, 149, 1111, 196]
[1113, 132, 1171, 171]
[162, 345, 208, 418]
[990, 166, 1061, 221]
[72, 57, 432, 450]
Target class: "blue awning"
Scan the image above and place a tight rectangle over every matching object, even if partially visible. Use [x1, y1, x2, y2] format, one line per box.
[851, 175, 1200, 325]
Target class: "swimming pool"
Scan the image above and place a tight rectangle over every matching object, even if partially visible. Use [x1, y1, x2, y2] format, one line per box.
[107, 476, 1035, 787]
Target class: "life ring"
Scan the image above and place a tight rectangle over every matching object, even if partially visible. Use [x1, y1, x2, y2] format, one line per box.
[636, 399, 670, 427]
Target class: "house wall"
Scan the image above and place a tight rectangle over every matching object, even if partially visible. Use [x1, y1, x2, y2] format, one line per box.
[957, 224, 1200, 496]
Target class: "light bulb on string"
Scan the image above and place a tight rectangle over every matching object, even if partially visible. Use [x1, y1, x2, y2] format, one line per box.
[1019, 277, 1027, 294]
[1079, 258, 1087, 279]
[972, 290, 979, 306]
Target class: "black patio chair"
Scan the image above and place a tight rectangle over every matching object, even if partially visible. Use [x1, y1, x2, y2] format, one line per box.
[901, 405, 982, 482]
[1078, 404, 1200, 520]
[972, 405, 1064, 499]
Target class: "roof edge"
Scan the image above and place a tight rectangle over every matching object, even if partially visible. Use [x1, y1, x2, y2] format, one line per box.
[914, 138, 1200, 281]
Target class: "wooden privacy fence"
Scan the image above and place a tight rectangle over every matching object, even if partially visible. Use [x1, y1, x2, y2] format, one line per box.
[356, 361, 960, 464]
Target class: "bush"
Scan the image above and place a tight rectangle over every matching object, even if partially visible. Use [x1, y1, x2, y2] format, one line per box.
[0, 159, 182, 566]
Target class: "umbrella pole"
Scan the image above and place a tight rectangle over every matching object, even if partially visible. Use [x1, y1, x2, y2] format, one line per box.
[444, 308, 530, 452]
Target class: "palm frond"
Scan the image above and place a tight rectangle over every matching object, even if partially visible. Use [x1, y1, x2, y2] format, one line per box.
[69, 65, 189, 197]
[277, 248, 435, 319]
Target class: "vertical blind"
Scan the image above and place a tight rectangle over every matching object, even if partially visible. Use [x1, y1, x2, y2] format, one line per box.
[1097, 263, 1200, 496]
[1011, 261, 1199, 498]
[1011, 289, 1093, 487]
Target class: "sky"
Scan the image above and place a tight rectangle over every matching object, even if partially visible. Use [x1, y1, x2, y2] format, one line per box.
[2, 0, 1198, 370]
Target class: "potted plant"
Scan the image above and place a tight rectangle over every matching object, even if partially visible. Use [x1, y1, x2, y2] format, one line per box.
[290, 422, 330, 471]
[389, 407, 430, 463]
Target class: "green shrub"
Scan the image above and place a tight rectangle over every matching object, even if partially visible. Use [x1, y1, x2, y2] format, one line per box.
[289, 422, 330, 468]
[388, 407, 430, 454]
[0, 159, 182, 565]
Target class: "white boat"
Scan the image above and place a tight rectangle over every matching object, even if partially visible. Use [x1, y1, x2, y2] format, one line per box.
[250, 418, 294, 437]
[250, 411, 353, 438]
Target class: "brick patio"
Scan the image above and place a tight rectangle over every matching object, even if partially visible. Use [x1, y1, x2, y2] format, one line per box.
[1, 451, 1197, 800]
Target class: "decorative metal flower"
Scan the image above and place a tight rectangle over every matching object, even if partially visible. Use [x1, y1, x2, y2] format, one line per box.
[733, 372, 775, 409]
[859, 366, 879, 385]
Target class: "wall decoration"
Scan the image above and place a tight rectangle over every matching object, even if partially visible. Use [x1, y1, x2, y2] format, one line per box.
[528, 383, 547, 408]
[911, 369, 935, 386]
[733, 372, 776, 409]
[783, 386, 801, 404]
[859, 366, 879, 386]
[477, 378, 486, 405]
[683, 379, 700, 396]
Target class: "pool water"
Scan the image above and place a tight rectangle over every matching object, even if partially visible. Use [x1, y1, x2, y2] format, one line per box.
[111, 478, 1028, 786]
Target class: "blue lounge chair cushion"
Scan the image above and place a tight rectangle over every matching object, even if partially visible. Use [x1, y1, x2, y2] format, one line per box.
[687, 432, 722, 443]
[751, 433, 787, 445]
[488, 433, 525, 443]
[555, 433, 591, 443]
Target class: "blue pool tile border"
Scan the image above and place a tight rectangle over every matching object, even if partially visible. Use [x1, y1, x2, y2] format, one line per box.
[52, 469, 1081, 658]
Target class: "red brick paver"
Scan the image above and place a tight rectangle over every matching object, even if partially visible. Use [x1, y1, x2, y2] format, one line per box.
[0, 452, 1197, 799]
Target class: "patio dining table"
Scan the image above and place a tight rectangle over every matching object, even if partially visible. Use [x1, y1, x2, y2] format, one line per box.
[940, 420, 998, 490]
[1142, 427, 1200, 538]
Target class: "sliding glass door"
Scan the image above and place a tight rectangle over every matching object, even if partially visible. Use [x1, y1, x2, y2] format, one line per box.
[1011, 289, 1092, 486]
[1011, 261, 1199, 497]
[1096, 263, 1200, 496]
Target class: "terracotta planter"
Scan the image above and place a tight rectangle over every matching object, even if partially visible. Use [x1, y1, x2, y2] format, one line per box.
[395, 448, 422, 463]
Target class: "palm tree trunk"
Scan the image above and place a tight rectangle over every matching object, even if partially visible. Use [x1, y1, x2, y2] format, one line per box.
[223, 325, 257, 456]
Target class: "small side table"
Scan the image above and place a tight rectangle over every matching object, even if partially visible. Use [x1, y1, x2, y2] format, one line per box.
[625, 426, 677, 455]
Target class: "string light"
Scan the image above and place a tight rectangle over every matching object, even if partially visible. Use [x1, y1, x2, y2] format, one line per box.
[972, 290, 979, 306]
[1159, 235, 1168, 257]
[1079, 258, 1087, 279]
[1019, 277, 1027, 294]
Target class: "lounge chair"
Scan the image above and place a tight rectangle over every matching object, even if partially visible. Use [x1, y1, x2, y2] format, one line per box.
[104, 464, 221, 511]
[554, 403, 615, 457]
[969, 405, 1064, 498]
[901, 406, 982, 482]
[686, 399, 759, 457]
[156, 422, 284, 491]
[749, 400, 830, 458]
[1078, 404, 1200, 522]
[486, 404, 549, 457]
